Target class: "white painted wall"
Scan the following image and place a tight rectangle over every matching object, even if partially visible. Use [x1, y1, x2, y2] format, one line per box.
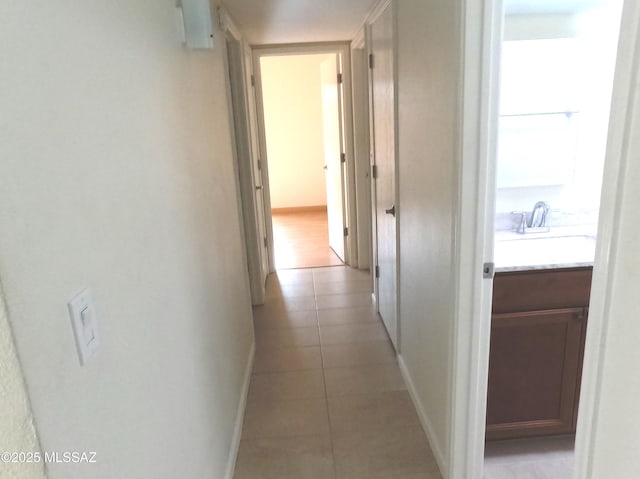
[396, 0, 461, 474]
[575, 0, 640, 475]
[496, 8, 621, 228]
[589, 106, 640, 477]
[503, 13, 579, 41]
[0, 2, 254, 478]
[0, 288, 46, 479]
[260, 54, 332, 209]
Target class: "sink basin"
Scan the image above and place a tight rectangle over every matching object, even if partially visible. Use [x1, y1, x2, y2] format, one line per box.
[494, 234, 596, 270]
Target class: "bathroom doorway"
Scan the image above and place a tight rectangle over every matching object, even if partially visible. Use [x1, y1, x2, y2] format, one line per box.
[483, 1, 623, 477]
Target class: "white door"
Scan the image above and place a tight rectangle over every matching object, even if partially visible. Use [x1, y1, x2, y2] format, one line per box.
[321, 55, 347, 262]
[371, 4, 398, 348]
[244, 44, 270, 285]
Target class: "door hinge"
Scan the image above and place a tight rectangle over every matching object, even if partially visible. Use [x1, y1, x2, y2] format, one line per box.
[264, 237, 268, 248]
[337, 72, 343, 84]
[257, 159, 262, 170]
[372, 164, 378, 179]
[375, 265, 380, 278]
[483, 262, 495, 279]
[343, 227, 349, 237]
[369, 53, 374, 69]
[340, 153, 346, 163]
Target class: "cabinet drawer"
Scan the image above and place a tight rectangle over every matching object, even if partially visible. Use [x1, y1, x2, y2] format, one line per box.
[493, 267, 592, 314]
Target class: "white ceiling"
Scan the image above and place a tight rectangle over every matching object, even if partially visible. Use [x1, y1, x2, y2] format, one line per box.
[224, 0, 613, 45]
[504, 0, 611, 15]
[223, 0, 379, 45]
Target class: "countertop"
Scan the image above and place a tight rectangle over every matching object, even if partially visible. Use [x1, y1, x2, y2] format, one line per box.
[494, 226, 597, 272]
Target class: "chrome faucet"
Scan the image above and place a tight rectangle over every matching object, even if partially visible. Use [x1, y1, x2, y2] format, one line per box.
[530, 201, 550, 228]
[515, 201, 550, 234]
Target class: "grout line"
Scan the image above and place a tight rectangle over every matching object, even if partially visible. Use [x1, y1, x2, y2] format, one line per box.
[251, 367, 323, 375]
[240, 431, 335, 442]
[321, 359, 398, 371]
[313, 268, 338, 479]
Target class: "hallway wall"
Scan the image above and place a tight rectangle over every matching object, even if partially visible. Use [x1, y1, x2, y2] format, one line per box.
[582, 1, 640, 474]
[0, 2, 253, 478]
[397, 0, 462, 474]
[0, 287, 45, 479]
[589, 105, 640, 475]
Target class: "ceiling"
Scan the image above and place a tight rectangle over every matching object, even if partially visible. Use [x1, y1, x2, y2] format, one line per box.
[224, 0, 613, 45]
[504, 0, 612, 15]
[223, 0, 379, 45]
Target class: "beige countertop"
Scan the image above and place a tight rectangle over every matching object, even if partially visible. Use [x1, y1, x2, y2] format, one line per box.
[494, 226, 597, 272]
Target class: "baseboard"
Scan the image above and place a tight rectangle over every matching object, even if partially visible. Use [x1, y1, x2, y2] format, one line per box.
[224, 341, 255, 479]
[398, 354, 449, 478]
[271, 205, 327, 214]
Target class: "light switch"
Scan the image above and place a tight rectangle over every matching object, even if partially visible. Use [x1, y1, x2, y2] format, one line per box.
[80, 307, 95, 344]
[68, 289, 100, 365]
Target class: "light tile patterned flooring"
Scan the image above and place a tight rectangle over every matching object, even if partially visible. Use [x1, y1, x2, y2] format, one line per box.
[234, 266, 442, 479]
[484, 436, 575, 479]
[272, 211, 344, 269]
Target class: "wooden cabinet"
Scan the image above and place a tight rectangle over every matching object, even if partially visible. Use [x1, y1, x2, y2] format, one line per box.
[486, 267, 592, 440]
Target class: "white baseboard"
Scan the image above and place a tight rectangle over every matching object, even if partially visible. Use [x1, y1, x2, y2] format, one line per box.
[398, 354, 448, 478]
[224, 341, 255, 479]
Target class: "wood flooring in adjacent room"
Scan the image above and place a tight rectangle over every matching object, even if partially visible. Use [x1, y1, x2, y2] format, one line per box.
[272, 210, 343, 270]
[233, 266, 442, 479]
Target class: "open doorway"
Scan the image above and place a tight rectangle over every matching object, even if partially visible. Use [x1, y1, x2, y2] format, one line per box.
[483, 1, 623, 477]
[222, 21, 270, 305]
[254, 47, 354, 270]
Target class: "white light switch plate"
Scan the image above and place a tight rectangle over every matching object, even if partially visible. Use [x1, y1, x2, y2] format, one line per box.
[68, 289, 99, 365]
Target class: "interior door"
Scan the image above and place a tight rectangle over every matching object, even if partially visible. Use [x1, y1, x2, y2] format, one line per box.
[244, 44, 270, 284]
[371, 4, 398, 348]
[320, 55, 346, 262]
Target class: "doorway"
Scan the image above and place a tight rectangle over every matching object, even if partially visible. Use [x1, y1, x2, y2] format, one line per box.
[223, 26, 270, 305]
[483, 1, 623, 478]
[253, 45, 357, 271]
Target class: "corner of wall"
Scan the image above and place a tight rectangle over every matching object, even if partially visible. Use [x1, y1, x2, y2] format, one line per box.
[0, 288, 46, 479]
[398, 354, 448, 478]
[223, 340, 255, 479]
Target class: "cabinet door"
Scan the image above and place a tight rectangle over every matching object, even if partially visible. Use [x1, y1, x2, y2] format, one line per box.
[486, 307, 587, 440]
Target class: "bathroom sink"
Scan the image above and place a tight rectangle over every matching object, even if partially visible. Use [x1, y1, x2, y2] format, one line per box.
[494, 234, 596, 269]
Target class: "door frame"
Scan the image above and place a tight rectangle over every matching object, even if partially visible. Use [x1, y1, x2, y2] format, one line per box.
[243, 41, 271, 294]
[447, 0, 503, 476]
[572, 1, 637, 477]
[361, 0, 395, 321]
[251, 42, 357, 270]
[350, 29, 373, 272]
[364, 0, 400, 348]
[453, 2, 632, 479]
[220, 8, 267, 304]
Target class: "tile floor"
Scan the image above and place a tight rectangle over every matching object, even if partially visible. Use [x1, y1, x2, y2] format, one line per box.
[234, 266, 442, 479]
[484, 436, 575, 479]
